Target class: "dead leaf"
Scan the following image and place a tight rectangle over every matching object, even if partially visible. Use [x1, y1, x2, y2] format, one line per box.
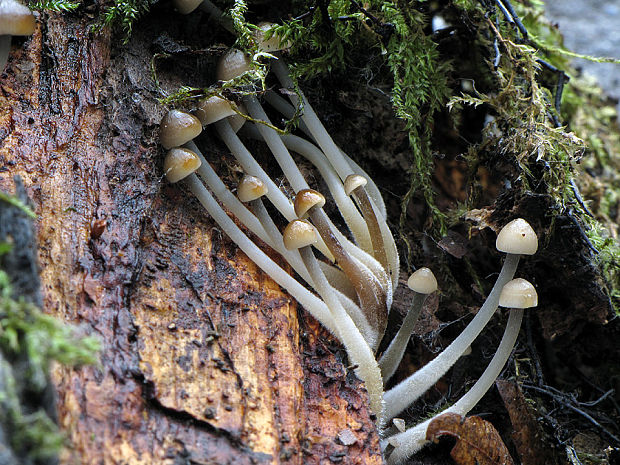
[496, 380, 558, 465]
[426, 412, 515, 465]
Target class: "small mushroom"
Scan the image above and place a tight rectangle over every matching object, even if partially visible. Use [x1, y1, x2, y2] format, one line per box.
[382, 218, 538, 423]
[385, 278, 538, 464]
[160, 110, 202, 149]
[379, 268, 437, 382]
[164, 147, 202, 183]
[0, 0, 36, 71]
[253, 22, 290, 52]
[216, 48, 251, 82]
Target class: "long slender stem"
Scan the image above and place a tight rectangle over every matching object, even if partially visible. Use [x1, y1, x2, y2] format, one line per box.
[379, 293, 426, 382]
[352, 186, 388, 273]
[299, 246, 384, 417]
[385, 308, 524, 464]
[381, 254, 521, 422]
[0, 36, 11, 72]
[184, 174, 339, 336]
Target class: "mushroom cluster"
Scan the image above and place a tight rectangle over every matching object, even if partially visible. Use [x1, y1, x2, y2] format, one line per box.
[159, 4, 541, 463]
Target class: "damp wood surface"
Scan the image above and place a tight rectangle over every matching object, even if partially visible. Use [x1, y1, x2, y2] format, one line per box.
[0, 11, 382, 465]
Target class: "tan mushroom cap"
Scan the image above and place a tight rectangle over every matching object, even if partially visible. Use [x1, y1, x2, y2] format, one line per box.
[496, 218, 538, 255]
[254, 22, 290, 52]
[343, 174, 368, 196]
[237, 175, 268, 202]
[0, 0, 35, 36]
[164, 147, 202, 183]
[499, 278, 538, 309]
[172, 0, 202, 15]
[160, 110, 202, 149]
[216, 49, 251, 82]
[283, 219, 318, 250]
[407, 267, 438, 294]
[194, 96, 236, 126]
[294, 189, 326, 218]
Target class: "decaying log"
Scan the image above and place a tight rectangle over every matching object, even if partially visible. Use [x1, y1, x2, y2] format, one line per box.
[0, 11, 382, 465]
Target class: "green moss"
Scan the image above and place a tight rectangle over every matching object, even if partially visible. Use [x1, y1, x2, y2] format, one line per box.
[28, 0, 81, 12]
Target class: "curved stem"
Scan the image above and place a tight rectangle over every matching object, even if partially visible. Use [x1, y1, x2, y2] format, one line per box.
[351, 186, 388, 273]
[379, 293, 426, 383]
[381, 253, 521, 422]
[0, 36, 11, 72]
[298, 246, 384, 417]
[385, 308, 524, 464]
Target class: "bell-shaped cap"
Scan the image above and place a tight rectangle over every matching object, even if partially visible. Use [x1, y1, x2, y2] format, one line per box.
[216, 49, 251, 81]
[237, 175, 268, 202]
[407, 267, 438, 294]
[164, 148, 202, 183]
[283, 219, 317, 250]
[499, 278, 538, 308]
[343, 174, 368, 196]
[496, 218, 538, 255]
[194, 96, 236, 126]
[160, 110, 202, 149]
[0, 0, 35, 36]
[172, 0, 202, 14]
[294, 189, 326, 218]
[254, 22, 290, 52]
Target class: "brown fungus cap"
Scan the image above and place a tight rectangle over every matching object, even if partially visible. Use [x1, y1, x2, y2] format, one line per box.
[216, 49, 251, 81]
[343, 174, 368, 196]
[283, 219, 318, 250]
[407, 267, 438, 295]
[194, 96, 236, 126]
[294, 189, 326, 218]
[237, 175, 268, 202]
[160, 110, 202, 149]
[171, 0, 202, 15]
[496, 218, 538, 255]
[499, 278, 538, 309]
[0, 0, 35, 36]
[164, 148, 202, 183]
[254, 22, 290, 52]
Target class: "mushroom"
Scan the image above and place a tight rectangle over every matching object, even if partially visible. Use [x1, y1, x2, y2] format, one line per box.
[344, 174, 388, 273]
[295, 188, 388, 344]
[283, 219, 385, 416]
[384, 278, 538, 464]
[378, 268, 437, 382]
[0, 0, 35, 71]
[381, 218, 538, 422]
[160, 110, 202, 149]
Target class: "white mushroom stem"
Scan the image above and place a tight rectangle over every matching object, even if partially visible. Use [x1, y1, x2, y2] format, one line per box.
[263, 89, 387, 219]
[384, 308, 524, 464]
[214, 118, 335, 261]
[378, 293, 426, 383]
[381, 253, 520, 422]
[199, 0, 234, 33]
[297, 245, 385, 417]
[242, 122, 373, 255]
[183, 173, 339, 336]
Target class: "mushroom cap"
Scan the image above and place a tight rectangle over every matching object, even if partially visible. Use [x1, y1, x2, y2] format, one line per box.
[194, 96, 236, 126]
[216, 49, 251, 82]
[164, 148, 202, 183]
[407, 267, 438, 294]
[237, 175, 268, 202]
[343, 174, 368, 196]
[160, 110, 202, 149]
[283, 219, 318, 250]
[294, 189, 326, 218]
[171, 0, 202, 14]
[499, 278, 538, 308]
[496, 218, 538, 255]
[0, 0, 35, 36]
[254, 22, 290, 52]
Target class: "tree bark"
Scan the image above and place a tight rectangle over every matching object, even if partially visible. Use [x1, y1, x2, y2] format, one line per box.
[0, 11, 382, 465]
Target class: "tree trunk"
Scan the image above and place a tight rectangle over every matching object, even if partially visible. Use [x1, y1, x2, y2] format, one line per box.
[0, 12, 382, 465]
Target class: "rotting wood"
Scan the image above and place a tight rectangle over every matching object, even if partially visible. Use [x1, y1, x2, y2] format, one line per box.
[0, 11, 382, 465]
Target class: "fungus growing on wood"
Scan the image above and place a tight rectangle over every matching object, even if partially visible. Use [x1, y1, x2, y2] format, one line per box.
[379, 267, 437, 382]
[160, 110, 202, 149]
[0, 0, 35, 70]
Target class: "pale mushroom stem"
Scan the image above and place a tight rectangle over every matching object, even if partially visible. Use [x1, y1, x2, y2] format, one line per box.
[297, 245, 385, 417]
[351, 185, 389, 273]
[182, 173, 340, 336]
[0, 35, 10, 71]
[385, 308, 524, 464]
[378, 293, 426, 383]
[381, 253, 520, 422]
